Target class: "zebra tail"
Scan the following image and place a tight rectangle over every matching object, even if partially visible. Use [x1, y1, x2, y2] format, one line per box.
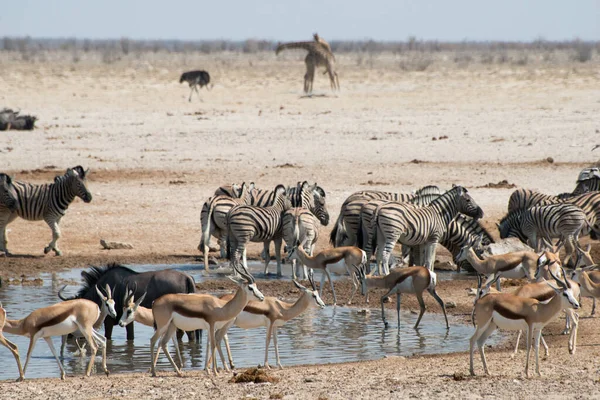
[201, 199, 216, 251]
[294, 212, 301, 246]
[329, 212, 344, 246]
[356, 217, 364, 249]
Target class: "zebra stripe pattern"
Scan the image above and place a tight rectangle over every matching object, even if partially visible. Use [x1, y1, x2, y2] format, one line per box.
[0, 173, 17, 212]
[372, 186, 483, 273]
[442, 214, 494, 272]
[498, 203, 588, 263]
[507, 188, 559, 213]
[573, 167, 600, 194]
[0, 166, 92, 256]
[288, 181, 329, 226]
[227, 184, 290, 276]
[199, 182, 253, 269]
[282, 207, 320, 279]
[214, 183, 246, 198]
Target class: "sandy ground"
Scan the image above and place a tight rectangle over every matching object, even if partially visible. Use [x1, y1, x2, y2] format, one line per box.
[0, 51, 600, 398]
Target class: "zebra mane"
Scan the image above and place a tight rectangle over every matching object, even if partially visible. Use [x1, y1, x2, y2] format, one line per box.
[76, 262, 135, 298]
[429, 185, 463, 206]
[498, 208, 524, 225]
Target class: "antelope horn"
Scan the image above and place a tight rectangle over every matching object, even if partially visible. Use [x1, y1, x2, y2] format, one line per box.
[560, 266, 571, 289]
[123, 284, 130, 304]
[548, 268, 567, 289]
[95, 284, 107, 300]
[293, 280, 305, 290]
[105, 284, 112, 299]
[308, 269, 317, 291]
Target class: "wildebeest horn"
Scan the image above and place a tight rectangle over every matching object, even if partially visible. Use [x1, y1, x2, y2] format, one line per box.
[58, 285, 76, 301]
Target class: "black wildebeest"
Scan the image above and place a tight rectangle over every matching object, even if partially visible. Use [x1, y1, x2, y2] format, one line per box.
[179, 70, 211, 102]
[61, 263, 199, 341]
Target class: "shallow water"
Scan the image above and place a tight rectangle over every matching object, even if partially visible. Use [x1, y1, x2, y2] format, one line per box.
[0, 263, 497, 381]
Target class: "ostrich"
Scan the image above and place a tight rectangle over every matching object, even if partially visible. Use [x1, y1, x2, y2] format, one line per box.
[179, 70, 211, 102]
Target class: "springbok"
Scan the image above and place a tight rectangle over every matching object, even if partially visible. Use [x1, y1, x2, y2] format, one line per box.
[58, 284, 117, 357]
[287, 245, 367, 305]
[571, 266, 600, 315]
[212, 271, 325, 370]
[149, 262, 264, 376]
[0, 301, 24, 381]
[470, 267, 579, 378]
[356, 265, 448, 329]
[2, 298, 109, 380]
[457, 236, 539, 291]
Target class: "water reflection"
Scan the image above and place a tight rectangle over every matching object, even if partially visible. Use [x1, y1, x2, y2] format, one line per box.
[0, 263, 497, 381]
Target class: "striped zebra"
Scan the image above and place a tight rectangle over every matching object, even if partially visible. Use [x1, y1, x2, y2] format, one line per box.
[282, 207, 320, 279]
[214, 183, 245, 198]
[443, 214, 495, 272]
[356, 194, 440, 273]
[573, 167, 600, 194]
[198, 182, 253, 269]
[0, 174, 18, 213]
[0, 166, 92, 256]
[414, 185, 441, 196]
[289, 181, 329, 226]
[227, 184, 291, 276]
[507, 189, 600, 239]
[371, 186, 483, 273]
[498, 203, 588, 264]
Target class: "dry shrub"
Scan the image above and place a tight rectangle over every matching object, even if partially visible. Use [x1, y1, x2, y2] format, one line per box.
[572, 41, 593, 63]
[230, 368, 280, 384]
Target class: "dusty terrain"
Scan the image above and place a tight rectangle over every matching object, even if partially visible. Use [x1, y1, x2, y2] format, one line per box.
[0, 50, 600, 398]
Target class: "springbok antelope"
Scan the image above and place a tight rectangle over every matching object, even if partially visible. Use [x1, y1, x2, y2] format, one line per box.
[2, 298, 109, 380]
[287, 245, 367, 305]
[117, 287, 184, 367]
[470, 267, 579, 378]
[571, 266, 600, 316]
[149, 263, 264, 376]
[212, 271, 325, 371]
[58, 284, 117, 357]
[356, 265, 448, 329]
[457, 236, 539, 291]
[0, 301, 24, 381]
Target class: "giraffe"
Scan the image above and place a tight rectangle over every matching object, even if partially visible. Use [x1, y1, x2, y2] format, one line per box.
[276, 33, 339, 94]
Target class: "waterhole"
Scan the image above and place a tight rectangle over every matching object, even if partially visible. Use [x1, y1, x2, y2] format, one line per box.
[0, 262, 500, 380]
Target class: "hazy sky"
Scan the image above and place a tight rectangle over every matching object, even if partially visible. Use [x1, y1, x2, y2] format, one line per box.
[1, 0, 598, 42]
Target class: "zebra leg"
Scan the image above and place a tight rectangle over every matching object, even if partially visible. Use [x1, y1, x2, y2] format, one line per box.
[423, 242, 438, 272]
[0, 213, 11, 255]
[274, 238, 283, 277]
[44, 217, 62, 256]
[263, 241, 271, 275]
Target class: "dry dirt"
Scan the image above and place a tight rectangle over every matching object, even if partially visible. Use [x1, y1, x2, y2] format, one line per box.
[1, 51, 600, 398]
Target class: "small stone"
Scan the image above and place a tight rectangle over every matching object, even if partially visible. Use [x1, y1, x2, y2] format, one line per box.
[446, 301, 457, 309]
[357, 309, 370, 314]
[100, 240, 133, 250]
[546, 157, 554, 163]
[304, 377, 315, 383]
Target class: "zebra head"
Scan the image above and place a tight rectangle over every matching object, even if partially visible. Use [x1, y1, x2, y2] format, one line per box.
[0, 173, 18, 211]
[298, 181, 329, 226]
[453, 186, 483, 220]
[65, 166, 92, 203]
[496, 209, 526, 240]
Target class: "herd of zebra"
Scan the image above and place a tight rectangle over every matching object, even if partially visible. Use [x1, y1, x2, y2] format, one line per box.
[1, 165, 599, 279]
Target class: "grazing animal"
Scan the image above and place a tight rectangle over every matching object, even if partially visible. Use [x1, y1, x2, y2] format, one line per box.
[0, 173, 18, 213]
[573, 167, 600, 194]
[0, 166, 92, 256]
[275, 33, 339, 94]
[213, 272, 325, 371]
[199, 182, 253, 269]
[61, 263, 197, 341]
[469, 267, 579, 378]
[0, 108, 36, 131]
[227, 184, 291, 276]
[149, 263, 264, 376]
[356, 265, 448, 329]
[3, 299, 109, 380]
[372, 186, 483, 274]
[0, 301, 24, 381]
[287, 245, 367, 305]
[498, 203, 588, 264]
[441, 213, 495, 272]
[282, 207, 320, 280]
[179, 70, 211, 102]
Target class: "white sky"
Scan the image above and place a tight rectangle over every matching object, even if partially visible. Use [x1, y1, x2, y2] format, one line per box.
[0, 0, 598, 41]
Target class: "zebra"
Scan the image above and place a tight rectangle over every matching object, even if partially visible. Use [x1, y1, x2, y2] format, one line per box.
[356, 194, 441, 274]
[281, 207, 320, 279]
[442, 214, 495, 272]
[0, 173, 18, 213]
[497, 203, 588, 264]
[329, 186, 442, 248]
[507, 188, 560, 213]
[199, 182, 253, 269]
[0, 166, 92, 256]
[289, 181, 329, 226]
[507, 189, 600, 239]
[371, 186, 483, 273]
[213, 183, 245, 198]
[179, 70, 211, 102]
[573, 167, 600, 194]
[227, 185, 291, 276]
